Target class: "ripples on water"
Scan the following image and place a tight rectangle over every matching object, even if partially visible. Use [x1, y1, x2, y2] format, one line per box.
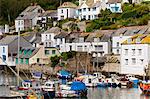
[87, 88, 150, 99]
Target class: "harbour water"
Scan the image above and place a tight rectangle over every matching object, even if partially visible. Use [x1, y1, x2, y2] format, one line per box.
[87, 88, 150, 99]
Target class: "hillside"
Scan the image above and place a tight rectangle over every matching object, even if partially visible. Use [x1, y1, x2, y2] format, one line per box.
[0, 0, 78, 25]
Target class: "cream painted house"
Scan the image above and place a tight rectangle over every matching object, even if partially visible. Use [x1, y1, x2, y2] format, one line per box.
[57, 2, 77, 20]
[15, 45, 49, 65]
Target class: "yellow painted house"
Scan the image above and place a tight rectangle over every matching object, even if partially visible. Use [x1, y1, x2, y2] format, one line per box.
[121, 34, 150, 75]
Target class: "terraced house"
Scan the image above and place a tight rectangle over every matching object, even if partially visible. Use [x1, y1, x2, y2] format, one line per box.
[15, 45, 49, 65]
[120, 34, 150, 76]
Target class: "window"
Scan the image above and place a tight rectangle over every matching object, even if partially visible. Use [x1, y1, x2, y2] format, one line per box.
[77, 46, 83, 51]
[45, 42, 48, 47]
[61, 10, 63, 13]
[88, 15, 90, 20]
[140, 59, 144, 65]
[16, 58, 18, 64]
[45, 50, 49, 55]
[18, 21, 20, 25]
[95, 45, 103, 51]
[37, 58, 40, 63]
[94, 38, 99, 42]
[132, 58, 136, 65]
[2, 55, 6, 61]
[49, 42, 51, 47]
[20, 58, 23, 64]
[125, 59, 128, 65]
[94, 15, 97, 19]
[52, 50, 56, 54]
[46, 35, 48, 40]
[60, 38, 63, 44]
[79, 37, 84, 43]
[49, 35, 51, 40]
[61, 16, 64, 19]
[24, 50, 27, 55]
[70, 46, 72, 51]
[83, 8, 86, 12]
[88, 8, 90, 11]
[3, 47, 5, 53]
[117, 49, 119, 54]
[138, 49, 142, 55]
[93, 7, 96, 11]
[125, 49, 128, 55]
[78, 9, 81, 13]
[117, 42, 119, 47]
[83, 15, 86, 19]
[25, 59, 29, 64]
[132, 49, 135, 56]
[21, 21, 23, 25]
[85, 45, 87, 51]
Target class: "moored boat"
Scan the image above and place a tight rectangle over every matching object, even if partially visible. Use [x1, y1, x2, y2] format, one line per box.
[139, 80, 150, 95]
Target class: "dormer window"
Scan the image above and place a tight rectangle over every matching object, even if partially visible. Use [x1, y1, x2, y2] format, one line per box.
[136, 38, 141, 43]
[94, 37, 100, 42]
[79, 37, 84, 43]
[20, 15, 24, 17]
[127, 38, 132, 43]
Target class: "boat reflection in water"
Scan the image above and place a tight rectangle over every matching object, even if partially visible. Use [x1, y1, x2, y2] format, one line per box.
[87, 87, 150, 99]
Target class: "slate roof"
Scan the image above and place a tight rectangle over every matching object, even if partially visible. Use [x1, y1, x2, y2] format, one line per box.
[16, 5, 44, 20]
[0, 36, 18, 45]
[43, 27, 64, 34]
[17, 47, 40, 58]
[16, 12, 37, 20]
[58, 2, 77, 8]
[77, 0, 103, 9]
[113, 25, 149, 36]
[54, 32, 68, 39]
[39, 10, 57, 18]
[107, 0, 121, 3]
[24, 33, 41, 44]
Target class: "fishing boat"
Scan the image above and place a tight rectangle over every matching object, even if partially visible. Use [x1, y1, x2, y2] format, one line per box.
[57, 70, 72, 79]
[41, 80, 56, 98]
[75, 75, 98, 87]
[139, 80, 150, 94]
[18, 80, 41, 91]
[125, 75, 139, 88]
[70, 81, 87, 98]
[119, 77, 133, 88]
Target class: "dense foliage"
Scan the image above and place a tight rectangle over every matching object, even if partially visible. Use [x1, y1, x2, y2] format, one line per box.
[50, 51, 76, 67]
[86, 3, 150, 32]
[0, 0, 78, 25]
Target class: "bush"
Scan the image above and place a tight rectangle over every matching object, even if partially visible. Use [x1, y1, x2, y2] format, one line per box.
[50, 55, 60, 67]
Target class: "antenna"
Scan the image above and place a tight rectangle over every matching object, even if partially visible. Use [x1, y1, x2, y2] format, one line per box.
[17, 30, 20, 86]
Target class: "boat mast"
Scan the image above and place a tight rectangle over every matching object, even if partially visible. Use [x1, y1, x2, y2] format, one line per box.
[17, 30, 20, 86]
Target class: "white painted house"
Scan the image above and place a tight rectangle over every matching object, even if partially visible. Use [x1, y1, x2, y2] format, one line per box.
[56, 32, 111, 57]
[107, 0, 122, 13]
[15, 4, 44, 32]
[57, 2, 77, 20]
[120, 34, 150, 76]
[77, 0, 107, 20]
[41, 27, 65, 47]
[112, 26, 149, 54]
